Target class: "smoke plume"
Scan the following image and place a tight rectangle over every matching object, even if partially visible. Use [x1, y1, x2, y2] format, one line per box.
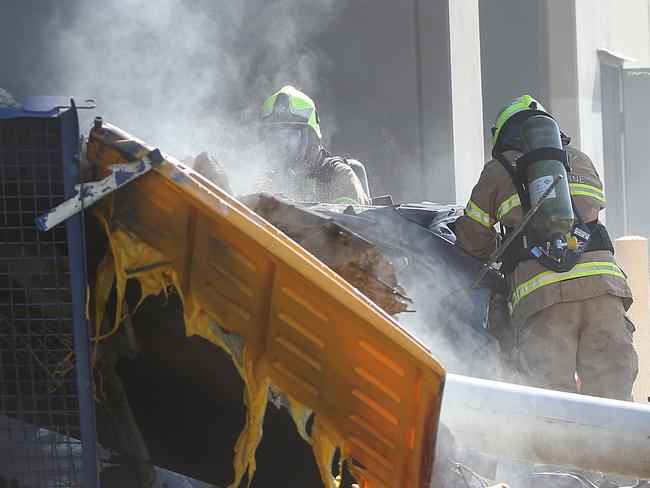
[2, 0, 340, 194]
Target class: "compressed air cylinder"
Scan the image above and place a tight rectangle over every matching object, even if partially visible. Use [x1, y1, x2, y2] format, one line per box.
[520, 115, 574, 238]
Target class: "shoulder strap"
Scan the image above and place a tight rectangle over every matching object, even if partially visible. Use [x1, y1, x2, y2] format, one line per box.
[494, 152, 531, 213]
[324, 155, 348, 166]
[515, 147, 571, 183]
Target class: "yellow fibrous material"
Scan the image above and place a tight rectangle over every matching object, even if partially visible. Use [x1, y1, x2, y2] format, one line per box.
[93, 213, 180, 355]
[93, 211, 339, 488]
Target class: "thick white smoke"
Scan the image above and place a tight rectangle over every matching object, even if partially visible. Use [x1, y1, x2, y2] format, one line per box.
[35, 0, 340, 194]
[0, 88, 17, 107]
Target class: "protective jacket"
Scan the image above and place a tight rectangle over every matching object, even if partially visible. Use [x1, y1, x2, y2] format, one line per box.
[302, 148, 370, 205]
[455, 145, 632, 326]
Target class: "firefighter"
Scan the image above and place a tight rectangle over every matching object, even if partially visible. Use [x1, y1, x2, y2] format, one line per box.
[259, 85, 370, 204]
[454, 95, 638, 401]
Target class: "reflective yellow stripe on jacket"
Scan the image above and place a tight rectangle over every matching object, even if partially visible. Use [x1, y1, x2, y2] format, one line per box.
[508, 261, 625, 313]
[497, 194, 521, 220]
[569, 183, 606, 204]
[465, 200, 495, 227]
[496, 182, 604, 221]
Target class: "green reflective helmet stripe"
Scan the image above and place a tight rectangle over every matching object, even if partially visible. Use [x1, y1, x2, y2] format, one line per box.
[492, 95, 546, 146]
[334, 196, 360, 205]
[497, 193, 522, 221]
[260, 93, 278, 118]
[260, 85, 322, 139]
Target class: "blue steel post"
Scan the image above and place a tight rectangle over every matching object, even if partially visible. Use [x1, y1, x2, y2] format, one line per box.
[61, 102, 100, 487]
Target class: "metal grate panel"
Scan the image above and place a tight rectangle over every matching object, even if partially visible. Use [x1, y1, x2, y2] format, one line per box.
[0, 117, 83, 486]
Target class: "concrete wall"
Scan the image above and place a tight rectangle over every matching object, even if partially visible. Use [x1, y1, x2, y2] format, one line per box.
[574, 0, 650, 176]
[319, 0, 484, 205]
[622, 68, 650, 241]
[313, 0, 428, 202]
[449, 0, 484, 205]
[546, 1, 580, 148]
[479, 0, 550, 159]
[615, 236, 650, 405]
[548, 0, 650, 177]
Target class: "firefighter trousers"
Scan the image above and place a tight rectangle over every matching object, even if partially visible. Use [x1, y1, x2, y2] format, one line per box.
[515, 293, 638, 401]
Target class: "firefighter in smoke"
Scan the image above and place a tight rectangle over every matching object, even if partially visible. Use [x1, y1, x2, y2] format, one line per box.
[454, 95, 638, 401]
[259, 85, 370, 204]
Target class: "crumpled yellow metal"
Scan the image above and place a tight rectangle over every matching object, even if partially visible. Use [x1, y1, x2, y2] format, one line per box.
[87, 122, 445, 488]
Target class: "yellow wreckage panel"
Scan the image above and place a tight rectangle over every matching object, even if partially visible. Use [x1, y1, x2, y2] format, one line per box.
[86, 123, 445, 488]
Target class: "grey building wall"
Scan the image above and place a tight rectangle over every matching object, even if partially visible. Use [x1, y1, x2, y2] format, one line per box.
[314, 0, 452, 203]
[479, 0, 550, 158]
[547, 0, 650, 236]
[315, 0, 483, 204]
[573, 0, 650, 174]
[449, 0, 484, 205]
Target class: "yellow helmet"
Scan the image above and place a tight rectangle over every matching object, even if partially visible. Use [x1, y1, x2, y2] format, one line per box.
[492, 95, 548, 148]
[259, 86, 322, 171]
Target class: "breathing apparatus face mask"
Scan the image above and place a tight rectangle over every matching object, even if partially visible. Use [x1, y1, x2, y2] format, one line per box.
[262, 126, 307, 172]
[261, 125, 321, 180]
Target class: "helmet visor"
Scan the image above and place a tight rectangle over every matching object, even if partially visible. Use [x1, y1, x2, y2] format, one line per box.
[262, 126, 306, 169]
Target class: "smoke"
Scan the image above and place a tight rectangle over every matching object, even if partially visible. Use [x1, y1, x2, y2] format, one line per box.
[6, 0, 341, 194]
[395, 251, 503, 378]
[0, 88, 17, 107]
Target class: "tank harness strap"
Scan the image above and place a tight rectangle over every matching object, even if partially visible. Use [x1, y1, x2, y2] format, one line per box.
[494, 150, 614, 274]
[500, 219, 614, 274]
[494, 152, 531, 213]
[514, 147, 571, 183]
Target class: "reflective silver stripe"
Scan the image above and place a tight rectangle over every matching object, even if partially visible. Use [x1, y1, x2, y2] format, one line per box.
[508, 261, 625, 313]
[465, 200, 495, 227]
[497, 194, 521, 221]
[569, 183, 606, 204]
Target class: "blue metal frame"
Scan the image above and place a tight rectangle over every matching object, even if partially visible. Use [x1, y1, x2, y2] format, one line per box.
[1, 95, 99, 486]
[0, 95, 95, 120]
[1, 95, 101, 486]
[60, 100, 99, 488]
